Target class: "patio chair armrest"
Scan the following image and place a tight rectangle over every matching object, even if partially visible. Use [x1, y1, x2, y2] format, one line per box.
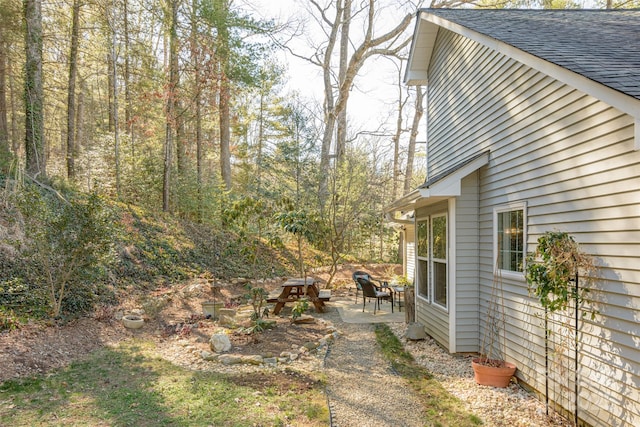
[372, 278, 389, 288]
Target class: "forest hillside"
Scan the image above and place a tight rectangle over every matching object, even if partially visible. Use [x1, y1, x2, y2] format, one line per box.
[1, 0, 430, 329]
[0, 178, 370, 329]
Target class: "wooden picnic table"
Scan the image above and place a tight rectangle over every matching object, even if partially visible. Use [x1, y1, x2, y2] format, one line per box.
[268, 277, 330, 315]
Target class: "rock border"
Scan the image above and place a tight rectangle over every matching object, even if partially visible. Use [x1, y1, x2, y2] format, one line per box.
[201, 324, 340, 368]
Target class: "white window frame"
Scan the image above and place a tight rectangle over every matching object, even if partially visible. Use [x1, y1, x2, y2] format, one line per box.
[493, 202, 527, 281]
[416, 217, 430, 302]
[431, 212, 448, 310]
[415, 212, 448, 311]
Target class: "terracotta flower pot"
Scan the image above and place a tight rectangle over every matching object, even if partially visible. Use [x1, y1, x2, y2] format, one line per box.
[471, 358, 516, 388]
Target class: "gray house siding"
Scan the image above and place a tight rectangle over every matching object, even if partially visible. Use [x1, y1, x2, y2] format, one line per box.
[455, 173, 480, 353]
[424, 28, 640, 427]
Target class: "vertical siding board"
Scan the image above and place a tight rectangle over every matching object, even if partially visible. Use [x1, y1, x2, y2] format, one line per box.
[416, 307, 449, 347]
[423, 28, 640, 426]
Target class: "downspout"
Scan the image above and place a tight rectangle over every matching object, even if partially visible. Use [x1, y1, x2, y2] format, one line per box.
[425, 86, 430, 183]
[574, 272, 579, 427]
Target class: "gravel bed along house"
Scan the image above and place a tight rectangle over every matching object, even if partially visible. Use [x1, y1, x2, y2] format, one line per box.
[386, 322, 572, 427]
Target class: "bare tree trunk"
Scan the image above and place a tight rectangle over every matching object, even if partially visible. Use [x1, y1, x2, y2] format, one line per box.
[24, 0, 46, 178]
[110, 0, 121, 196]
[392, 65, 408, 200]
[0, 38, 8, 152]
[219, 75, 231, 189]
[191, 0, 203, 220]
[335, 0, 351, 163]
[313, 0, 413, 205]
[163, 0, 178, 211]
[256, 88, 265, 191]
[176, 100, 186, 175]
[195, 89, 203, 217]
[216, 0, 232, 190]
[107, 52, 114, 132]
[318, 114, 335, 205]
[66, 0, 81, 180]
[316, 0, 343, 206]
[123, 0, 132, 141]
[124, 0, 136, 163]
[9, 56, 18, 155]
[75, 80, 85, 153]
[163, 111, 173, 214]
[404, 85, 424, 195]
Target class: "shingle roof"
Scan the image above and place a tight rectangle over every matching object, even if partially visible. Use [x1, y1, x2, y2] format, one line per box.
[421, 9, 640, 101]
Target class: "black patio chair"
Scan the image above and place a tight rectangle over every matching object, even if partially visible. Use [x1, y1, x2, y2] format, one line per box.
[357, 277, 394, 314]
[352, 270, 369, 303]
[352, 270, 389, 303]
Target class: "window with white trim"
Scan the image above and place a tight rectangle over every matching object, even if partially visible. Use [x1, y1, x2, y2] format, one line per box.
[432, 214, 447, 307]
[495, 204, 526, 274]
[416, 213, 448, 309]
[416, 219, 429, 300]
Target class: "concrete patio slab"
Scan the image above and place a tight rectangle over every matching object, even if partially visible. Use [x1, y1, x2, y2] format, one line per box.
[331, 297, 405, 324]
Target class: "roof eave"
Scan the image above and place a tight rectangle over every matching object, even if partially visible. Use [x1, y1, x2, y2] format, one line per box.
[384, 151, 490, 219]
[383, 188, 421, 216]
[416, 10, 640, 122]
[404, 11, 438, 86]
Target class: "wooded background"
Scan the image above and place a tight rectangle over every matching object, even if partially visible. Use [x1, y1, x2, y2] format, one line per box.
[0, 0, 630, 265]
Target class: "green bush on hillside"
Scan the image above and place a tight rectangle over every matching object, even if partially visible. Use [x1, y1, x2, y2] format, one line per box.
[12, 184, 117, 318]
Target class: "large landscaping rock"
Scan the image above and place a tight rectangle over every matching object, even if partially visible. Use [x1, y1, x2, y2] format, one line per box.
[209, 333, 232, 353]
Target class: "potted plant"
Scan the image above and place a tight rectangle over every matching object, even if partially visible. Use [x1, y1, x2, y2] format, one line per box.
[472, 264, 516, 388]
[525, 231, 596, 318]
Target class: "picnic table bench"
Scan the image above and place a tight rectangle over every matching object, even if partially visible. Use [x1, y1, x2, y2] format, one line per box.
[267, 278, 331, 315]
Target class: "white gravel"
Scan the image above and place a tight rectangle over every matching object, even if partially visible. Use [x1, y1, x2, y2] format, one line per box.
[389, 322, 572, 427]
[322, 307, 571, 427]
[324, 319, 426, 427]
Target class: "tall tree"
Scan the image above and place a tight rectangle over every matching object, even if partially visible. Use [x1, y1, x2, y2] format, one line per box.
[109, 0, 121, 196]
[335, 0, 351, 163]
[123, 0, 132, 141]
[9, 43, 18, 156]
[213, 0, 232, 190]
[0, 0, 16, 160]
[404, 85, 424, 195]
[190, 0, 204, 219]
[304, 0, 415, 204]
[200, 0, 274, 191]
[0, 35, 9, 158]
[251, 63, 283, 194]
[391, 65, 409, 201]
[66, 0, 82, 180]
[163, 0, 179, 211]
[24, 0, 46, 178]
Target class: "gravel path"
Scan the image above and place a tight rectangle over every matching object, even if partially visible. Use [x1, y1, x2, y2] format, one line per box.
[322, 308, 571, 427]
[324, 315, 426, 427]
